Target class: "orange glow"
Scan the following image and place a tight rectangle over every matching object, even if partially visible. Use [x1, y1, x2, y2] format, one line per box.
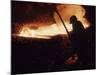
[54, 4, 90, 29]
[17, 24, 69, 39]
[18, 26, 52, 39]
[19, 27, 35, 37]
[65, 53, 78, 65]
[15, 5, 90, 39]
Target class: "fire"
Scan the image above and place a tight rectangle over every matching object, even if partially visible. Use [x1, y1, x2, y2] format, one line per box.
[17, 24, 68, 39]
[54, 4, 90, 29]
[19, 27, 35, 37]
[15, 4, 90, 39]
[18, 26, 52, 39]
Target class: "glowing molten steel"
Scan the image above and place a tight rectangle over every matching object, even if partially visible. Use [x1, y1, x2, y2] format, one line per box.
[18, 24, 69, 39]
[18, 26, 52, 39]
[16, 5, 90, 39]
[19, 27, 35, 37]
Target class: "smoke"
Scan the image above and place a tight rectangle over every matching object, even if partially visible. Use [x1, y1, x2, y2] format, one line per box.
[54, 4, 90, 32]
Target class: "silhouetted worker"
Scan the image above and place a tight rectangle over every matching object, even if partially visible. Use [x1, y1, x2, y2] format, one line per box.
[69, 16, 87, 65]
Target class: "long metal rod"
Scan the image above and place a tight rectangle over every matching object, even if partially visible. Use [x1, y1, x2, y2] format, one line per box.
[55, 9, 73, 58]
[55, 9, 70, 38]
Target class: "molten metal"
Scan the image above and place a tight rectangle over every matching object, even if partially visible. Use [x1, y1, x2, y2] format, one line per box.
[15, 5, 90, 39]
